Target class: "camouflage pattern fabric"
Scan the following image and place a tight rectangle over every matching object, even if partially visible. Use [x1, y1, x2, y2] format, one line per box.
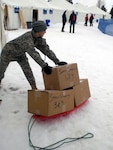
[0, 31, 60, 87]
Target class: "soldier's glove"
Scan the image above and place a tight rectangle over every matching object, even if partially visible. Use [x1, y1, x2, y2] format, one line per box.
[42, 64, 52, 74]
[57, 61, 67, 66]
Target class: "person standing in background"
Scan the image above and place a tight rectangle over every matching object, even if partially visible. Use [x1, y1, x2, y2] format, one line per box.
[84, 14, 88, 26]
[89, 14, 94, 26]
[61, 10, 67, 32]
[69, 11, 77, 33]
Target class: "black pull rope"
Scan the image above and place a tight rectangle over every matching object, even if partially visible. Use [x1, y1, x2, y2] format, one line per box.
[28, 116, 94, 150]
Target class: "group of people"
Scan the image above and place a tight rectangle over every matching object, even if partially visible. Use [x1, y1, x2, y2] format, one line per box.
[84, 13, 94, 26]
[61, 10, 77, 33]
[61, 10, 94, 33]
[0, 11, 95, 90]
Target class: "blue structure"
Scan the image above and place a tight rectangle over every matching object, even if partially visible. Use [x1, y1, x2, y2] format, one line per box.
[98, 19, 113, 36]
[45, 19, 50, 26]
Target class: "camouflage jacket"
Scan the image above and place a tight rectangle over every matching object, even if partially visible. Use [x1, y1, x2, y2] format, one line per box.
[2, 31, 60, 68]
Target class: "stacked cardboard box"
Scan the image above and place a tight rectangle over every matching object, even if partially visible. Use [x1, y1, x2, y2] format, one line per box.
[73, 79, 90, 106]
[42, 63, 79, 90]
[28, 63, 91, 116]
[28, 89, 74, 117]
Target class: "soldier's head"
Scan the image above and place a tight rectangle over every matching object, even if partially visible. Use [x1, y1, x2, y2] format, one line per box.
[32, 20, 47, 37]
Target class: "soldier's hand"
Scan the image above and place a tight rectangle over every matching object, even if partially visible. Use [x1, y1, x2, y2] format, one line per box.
[42, 64, 52, 74]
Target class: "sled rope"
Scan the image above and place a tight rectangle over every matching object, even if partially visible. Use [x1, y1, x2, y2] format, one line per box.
[28, 116, 94, 150]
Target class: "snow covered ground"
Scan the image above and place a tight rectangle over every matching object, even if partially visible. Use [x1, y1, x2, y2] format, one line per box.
[0, 22, 113, 150]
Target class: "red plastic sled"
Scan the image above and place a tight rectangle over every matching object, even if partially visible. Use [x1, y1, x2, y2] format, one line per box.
[33, 99, 89, 121]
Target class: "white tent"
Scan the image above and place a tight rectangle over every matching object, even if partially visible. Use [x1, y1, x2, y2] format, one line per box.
[2, 0, 51, 8]
[1, 0, 88, 29]
[72, 0, 98, 7]
[46, 0, 90, 23]
[42, 0, 75, 24]
[47, 0, 87, 13]
[46, 1, 110, 23]
[72, 3, 111, 22]
[73, 3, 89, 22]
[1, 0, 53, 30]
[1, 0, 111, 30]
[88, 6, 111, 21]
[88, 6, 110, 16]
[73, 3, 89, 13]
[0, 0, 6, 49]
[1, 0, 32, 30]
[47, 0, 75, 11]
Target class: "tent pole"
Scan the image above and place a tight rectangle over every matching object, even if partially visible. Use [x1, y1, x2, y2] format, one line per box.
[19, 9, 26, 29]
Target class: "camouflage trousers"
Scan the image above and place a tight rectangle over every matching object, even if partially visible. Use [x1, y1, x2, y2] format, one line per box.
[0, 53, 36, 88]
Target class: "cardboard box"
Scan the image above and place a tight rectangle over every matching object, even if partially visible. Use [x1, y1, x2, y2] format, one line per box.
[42, 63, 80, 90]
[28, 89, 74, 117]
[73, 79, 91, 106]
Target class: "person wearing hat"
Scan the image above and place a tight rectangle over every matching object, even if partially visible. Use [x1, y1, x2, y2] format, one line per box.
[0, 20, 67, 89]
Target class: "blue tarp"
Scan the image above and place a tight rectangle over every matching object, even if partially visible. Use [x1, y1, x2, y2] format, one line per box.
[98, 19, 113, 36]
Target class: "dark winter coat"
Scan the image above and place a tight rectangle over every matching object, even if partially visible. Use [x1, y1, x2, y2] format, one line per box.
[69, 12, 77, 24]
[89, 14, 94, 24]
[62, 11, 67, 24]
[85, 15, 88, 22]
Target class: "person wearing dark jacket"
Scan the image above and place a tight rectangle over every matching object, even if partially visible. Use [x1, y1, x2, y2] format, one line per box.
[89, 14, 94, 26]
[69, 11, 77, 33]
[84, 14, 88, 26]
[0, 21, 67, 89]
[61, 10, 67, 32]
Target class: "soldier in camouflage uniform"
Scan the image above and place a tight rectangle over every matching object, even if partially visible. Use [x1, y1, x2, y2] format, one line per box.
[0, 21, 67, 89]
